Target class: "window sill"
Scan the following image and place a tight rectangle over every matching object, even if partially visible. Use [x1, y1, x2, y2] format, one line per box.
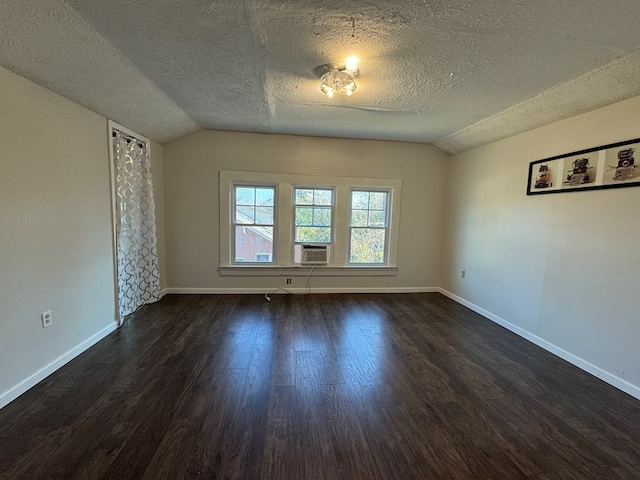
[218, 265, 398, 277]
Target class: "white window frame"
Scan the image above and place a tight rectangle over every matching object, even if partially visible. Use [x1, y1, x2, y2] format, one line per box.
[231, 183, 277, 265]
[293, 186, 335, 245]
[348, 188, 391, 265]
[219, 170, 401, 277]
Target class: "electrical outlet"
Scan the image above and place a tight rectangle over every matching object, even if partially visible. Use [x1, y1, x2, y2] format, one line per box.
[41, 310, 52, 328]
[461, 270, 466, 278]
[286, 278, 292, 285]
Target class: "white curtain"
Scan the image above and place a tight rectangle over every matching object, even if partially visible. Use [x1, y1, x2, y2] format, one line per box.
[112, 128, 160, 323]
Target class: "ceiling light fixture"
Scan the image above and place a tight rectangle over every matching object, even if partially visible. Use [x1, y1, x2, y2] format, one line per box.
[314, 56, 359, 98]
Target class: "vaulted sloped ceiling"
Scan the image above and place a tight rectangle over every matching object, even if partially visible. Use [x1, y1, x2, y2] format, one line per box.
[2, 0, 640, 154]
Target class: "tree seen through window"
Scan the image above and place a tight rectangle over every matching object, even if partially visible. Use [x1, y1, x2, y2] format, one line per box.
[350, 190, 389, 263]
[294, 188, 333, 243]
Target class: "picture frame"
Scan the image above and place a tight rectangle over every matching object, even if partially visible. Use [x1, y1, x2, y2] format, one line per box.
[527, 137, 640, 195]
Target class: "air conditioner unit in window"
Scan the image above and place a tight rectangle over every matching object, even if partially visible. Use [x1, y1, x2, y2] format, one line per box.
[301, 244, 328, 265]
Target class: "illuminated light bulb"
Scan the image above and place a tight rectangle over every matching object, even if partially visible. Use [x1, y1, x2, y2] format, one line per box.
[345, 56, 359, 72]
[326, 88, 334, 98]
[345, 86, 353, 96]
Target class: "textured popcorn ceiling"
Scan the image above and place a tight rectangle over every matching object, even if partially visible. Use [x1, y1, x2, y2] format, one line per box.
[2, 0, 640, 153]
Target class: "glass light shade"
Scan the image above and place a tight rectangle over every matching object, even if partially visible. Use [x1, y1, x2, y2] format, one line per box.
[320, 69, 357, 97]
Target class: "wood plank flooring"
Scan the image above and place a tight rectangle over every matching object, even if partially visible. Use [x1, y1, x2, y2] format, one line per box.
[1, 293, 639, 479]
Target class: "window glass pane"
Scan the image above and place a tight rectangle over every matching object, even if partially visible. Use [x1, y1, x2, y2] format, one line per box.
[313, 189, 333, 205]
[351, 209, 368, 227]
[256, 188, 274, 206]
[349, 189, 389, 264]
[235, 206, 255, 224]
[295, 206, 314, 226]
[235, 226, 273, 262]
[295, 226, 331, 243]
[350, 228, 385, 263]
[236, 187, 255, 206]
[255, 206, 273, 225]
[294, 188, 333, 248]
[369, 192, 387, 210]
[295, 189, 314, 205]
[233, 185, 275, 263]
[234, 186, 275, 226]
[369, 210, 386, 227]
[351, 191, 369, 209]
[313, 207, 332, 226]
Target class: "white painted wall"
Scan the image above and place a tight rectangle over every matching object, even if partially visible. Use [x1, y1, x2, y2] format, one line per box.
[0, 66, 166, 407]
[162, 131, 448, 291]
[442, 95, 640, 394]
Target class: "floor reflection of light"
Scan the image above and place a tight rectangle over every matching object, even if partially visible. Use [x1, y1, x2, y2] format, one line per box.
[216, 313, 275, 404]
[292, 326, 324, 352]
[337, 307, 384, 396]
[228, 314, 261, 353]
[252, 314, 275, 353]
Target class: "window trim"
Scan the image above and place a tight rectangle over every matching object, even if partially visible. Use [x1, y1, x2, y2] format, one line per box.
[348, 188, 392, 265]
[231, 183, 277, 265]
[219, 170, 401, 274]
[293, 186, 335, 245]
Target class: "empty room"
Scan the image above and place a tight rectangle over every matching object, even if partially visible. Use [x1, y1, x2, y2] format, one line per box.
[1, 1, 640, 478]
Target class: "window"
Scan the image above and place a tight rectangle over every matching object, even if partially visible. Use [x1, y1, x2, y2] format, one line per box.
[219, 171, 401, 275]
[233, 185, 275, 263]
[349, 190, 389, 264]
[294, 188, 333, 243]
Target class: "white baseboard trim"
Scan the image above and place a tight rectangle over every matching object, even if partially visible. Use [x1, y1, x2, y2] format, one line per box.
[438, 288, 640, 401]
[0, 322, 118, 410]
[165, 287, 439, 295]
[166, 287, 440, 295]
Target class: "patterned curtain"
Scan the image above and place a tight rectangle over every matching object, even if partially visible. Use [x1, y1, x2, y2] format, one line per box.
[112, 129, 160, 323]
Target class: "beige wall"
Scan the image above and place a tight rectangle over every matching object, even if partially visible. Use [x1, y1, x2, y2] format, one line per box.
[162, 131, 448, 291]
[150, 140, 166, 290]
[0, 66, 116, 404]
[0, 66, 166, 407]
[443, 95, 640, 392]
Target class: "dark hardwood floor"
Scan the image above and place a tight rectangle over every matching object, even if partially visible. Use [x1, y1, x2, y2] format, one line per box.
[1, 293, 639, 479]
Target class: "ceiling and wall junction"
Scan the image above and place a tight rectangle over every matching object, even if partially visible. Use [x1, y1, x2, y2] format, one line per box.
[2, 0, 640, 153]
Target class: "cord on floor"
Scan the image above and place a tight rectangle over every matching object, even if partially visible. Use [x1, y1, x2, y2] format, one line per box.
[265, 265, 316, 301]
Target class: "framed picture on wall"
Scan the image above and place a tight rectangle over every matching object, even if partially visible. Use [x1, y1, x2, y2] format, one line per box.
[527, 137, 640, 195]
